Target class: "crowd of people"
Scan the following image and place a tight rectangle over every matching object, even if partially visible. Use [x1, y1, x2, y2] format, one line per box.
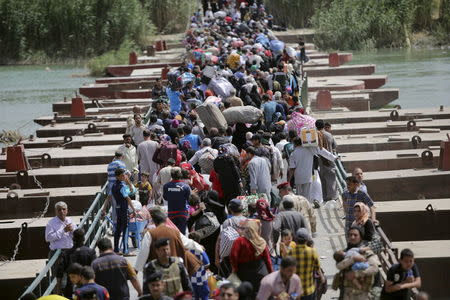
[31, 1, 427, 300]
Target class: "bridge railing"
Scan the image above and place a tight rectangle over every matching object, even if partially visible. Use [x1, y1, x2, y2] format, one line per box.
[20, 182, 110, 298]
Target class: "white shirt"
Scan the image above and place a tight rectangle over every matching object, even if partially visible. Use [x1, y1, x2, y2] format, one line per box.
[126, 125, 146, 146]
[117, 144, 138, 172]
[137, 139, 160, 179]
[289, 146, 318, 184]
[45, 216, 75, 250]
[188, 146, 218, 166]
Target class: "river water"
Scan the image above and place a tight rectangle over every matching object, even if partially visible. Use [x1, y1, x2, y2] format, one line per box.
[0, 65, 91, 139]
[0, 48, 449, 139]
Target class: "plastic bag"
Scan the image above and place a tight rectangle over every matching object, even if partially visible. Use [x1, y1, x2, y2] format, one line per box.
[209, 77, 234, 99]
[270, 40, 285, 54]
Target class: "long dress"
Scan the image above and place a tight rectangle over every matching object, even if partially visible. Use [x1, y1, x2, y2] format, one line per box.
[213, 155, 242, 206]
[230, 237, 273, 296]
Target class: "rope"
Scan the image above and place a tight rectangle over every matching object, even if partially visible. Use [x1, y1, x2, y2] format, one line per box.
[0, 155, 51, 267]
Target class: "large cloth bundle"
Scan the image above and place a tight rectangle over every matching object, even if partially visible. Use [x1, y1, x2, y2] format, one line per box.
[214, 11, 226, 18]
[227, 53, 241, 69]
[285, 112, 317, 133]
[197, 103, 228, 130]
[236, 194, 269, 217]
[222, 106, 262, 124]
[270, 39, 285, 54]
[255, 34, 270, 48]
[208, 77, 234, 99]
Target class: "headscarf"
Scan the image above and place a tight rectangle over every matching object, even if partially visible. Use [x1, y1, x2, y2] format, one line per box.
[256, 199, 274, 221]
[242, 219, 267, 256]
[353, 202, 370, 226]
[218, 145, 229, 156]
[273, 91, 282, 101]
[160, 134, 172, 146]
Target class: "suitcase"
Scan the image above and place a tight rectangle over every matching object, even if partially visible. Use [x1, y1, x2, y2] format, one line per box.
[222, 106, 262, 124]
[197, 103, 228, 131]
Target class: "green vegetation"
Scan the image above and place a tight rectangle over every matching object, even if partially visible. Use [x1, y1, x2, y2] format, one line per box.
[87, 40, 137, 76]
[147, 0, 197, 34]
[312, 0, 415, 50]
[0, 0, 195, 65]
[266, 0, 450, 50]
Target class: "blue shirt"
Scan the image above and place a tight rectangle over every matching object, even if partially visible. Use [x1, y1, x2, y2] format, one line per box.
[166, 87, 182, 113]
[163, 180, 191, 220]
[262, 101, 277, 125]
[180, 134, 201, 151]
[112, 181, 136, 215]
[342, 189, 374, 231]
[74, 282, 109, 300]
[107, 160, 126, 193]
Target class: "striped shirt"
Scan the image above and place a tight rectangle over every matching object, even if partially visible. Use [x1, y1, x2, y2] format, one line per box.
[288, 244, 320, 296]
[107, 160, 126, 193]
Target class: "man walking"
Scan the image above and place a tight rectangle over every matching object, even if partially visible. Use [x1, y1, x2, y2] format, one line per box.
[138, 130, 160, 183]
[144, 238, 193, 297]
[256, 256, 303, 300]
[288, 137, 318, 200]
[56, 228, 96, 297]
[342, 176, 376, 233]
[246, 146, 272, 199]
[127, 114, 146, 146]
[92, 238, 142, 300]
[117, 134, 139, 179]
[272, 198, 309, 245]
[111, 168, 137, 254]
[138, 272, 173, 300]
[73, 266, 109, 300]
[277, 182, 317, 236]
[288, 229, 325, 300]
[103, 151, 126, 223]
[163, 168, 191, 234]
[315, 119, 338, 202]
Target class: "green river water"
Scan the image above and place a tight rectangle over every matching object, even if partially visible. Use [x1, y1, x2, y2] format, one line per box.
[0, 48, 449, 139]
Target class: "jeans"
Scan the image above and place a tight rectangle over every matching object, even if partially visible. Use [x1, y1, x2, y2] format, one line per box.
[170, 216, 187, 235]
[114, 211, 128, 253]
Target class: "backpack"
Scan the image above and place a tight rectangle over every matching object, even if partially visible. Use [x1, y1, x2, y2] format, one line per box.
[198, 149, 215, 174]
[153, 143, 178, 165]
[194, 211, 220, 240]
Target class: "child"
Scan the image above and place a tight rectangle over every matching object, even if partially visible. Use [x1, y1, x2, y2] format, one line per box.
[381, 248, 421, 299]
[334, 248, 369, 289]
[138, 172, 152, 206]
[280, 229, 296, 258]
[67, 263, 83, 298]
[73, 266, 109, 300]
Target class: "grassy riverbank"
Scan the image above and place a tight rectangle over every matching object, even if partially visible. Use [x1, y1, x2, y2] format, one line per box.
[267, 0, 450, 50]
[0, 0, 196, 68]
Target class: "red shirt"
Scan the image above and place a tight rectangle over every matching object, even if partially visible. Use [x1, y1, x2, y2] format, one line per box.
[230, 237, 273, 273]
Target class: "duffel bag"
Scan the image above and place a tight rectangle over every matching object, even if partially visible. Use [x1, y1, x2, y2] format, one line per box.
[197, 103, 228, 131]
[222, 106, 262, 124]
